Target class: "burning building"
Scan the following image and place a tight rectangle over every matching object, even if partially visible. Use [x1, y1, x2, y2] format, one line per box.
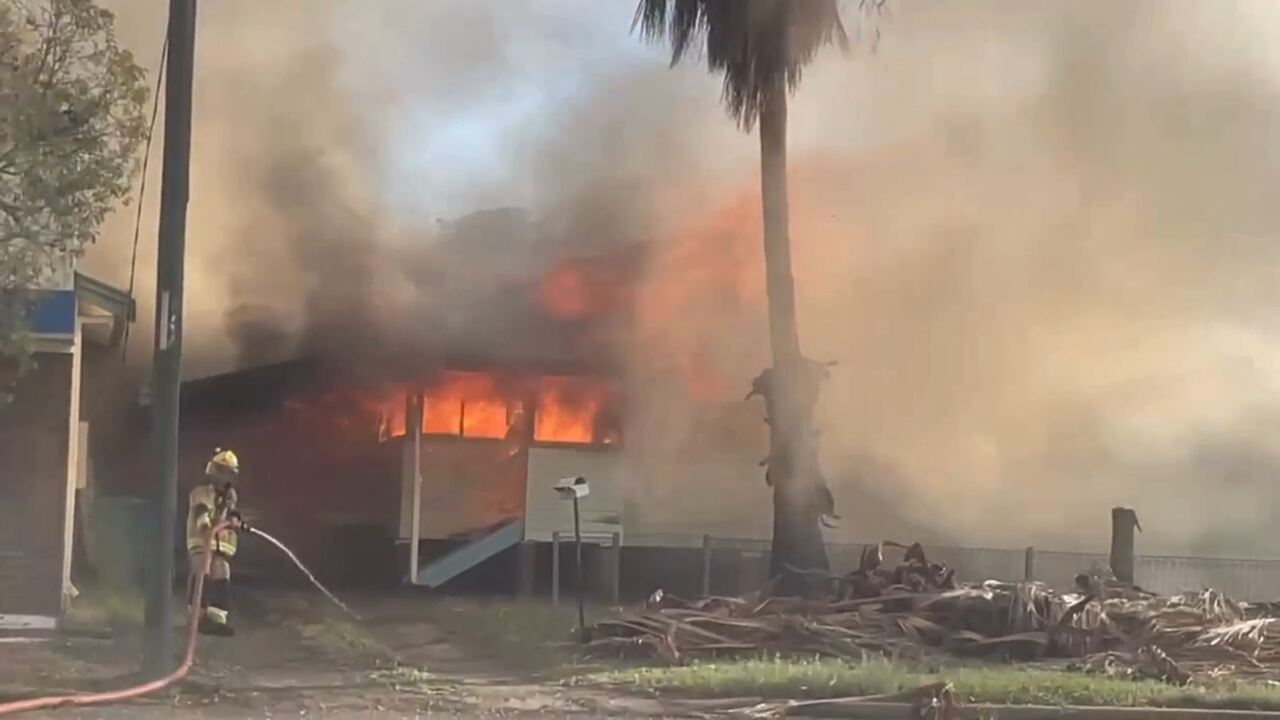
[69, 203, 794, 599]
[162, 225, 664, 591]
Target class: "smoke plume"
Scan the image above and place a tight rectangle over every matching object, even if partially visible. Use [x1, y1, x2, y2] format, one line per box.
[86, 0, 1280, 558]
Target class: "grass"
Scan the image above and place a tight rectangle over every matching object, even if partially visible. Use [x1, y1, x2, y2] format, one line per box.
[416, 598, 599, 676]
[587, 656, 1280, 711]
[290, 610, 445, 695]
[368, 665, 448, 696]
[292, 616, 395, 662]
[62, 580, 145, 629]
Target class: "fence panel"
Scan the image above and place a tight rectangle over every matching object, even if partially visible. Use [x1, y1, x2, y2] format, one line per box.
[625, 535, 1280, 601]
[1031, 550, 1109, 590]
[1137, 556, 1280, 600]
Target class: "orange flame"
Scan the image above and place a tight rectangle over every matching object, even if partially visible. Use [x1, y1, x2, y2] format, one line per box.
[637, 189, 766, 401]
[535, 253, 636, 322]
[538, 265, 595, 321]
[362, 371, 617, 446]
[534, 375, 618, 445]
[420, 372, 513, 439]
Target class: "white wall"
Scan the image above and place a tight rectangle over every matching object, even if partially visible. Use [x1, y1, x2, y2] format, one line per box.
[524, 447, 623, 542]
[620, 453, 774, 546]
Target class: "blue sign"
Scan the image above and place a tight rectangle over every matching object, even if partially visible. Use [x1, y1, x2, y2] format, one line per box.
[28, 290, 76, 336]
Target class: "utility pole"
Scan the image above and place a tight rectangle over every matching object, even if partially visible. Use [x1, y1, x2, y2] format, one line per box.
[144, 0, 197, 677]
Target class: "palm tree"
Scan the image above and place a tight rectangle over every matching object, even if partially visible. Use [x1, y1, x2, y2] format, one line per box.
[635, 0, 848, 595]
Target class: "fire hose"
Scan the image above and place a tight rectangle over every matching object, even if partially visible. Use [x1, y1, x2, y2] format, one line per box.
[0, 521, 357, 716]
[245, 526, 359, 619]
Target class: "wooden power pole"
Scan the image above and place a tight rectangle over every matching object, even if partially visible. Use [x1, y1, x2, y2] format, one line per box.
[144, 0, 197, 677]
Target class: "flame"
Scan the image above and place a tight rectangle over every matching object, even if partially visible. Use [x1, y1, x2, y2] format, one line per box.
[637, 189, 766, 401]
[535, 253, 636, 322]
[534, 375, 618, 445]
[420, 371, 512, 439]
[360, 371, 617, 446]
[538, 265, 595, 320]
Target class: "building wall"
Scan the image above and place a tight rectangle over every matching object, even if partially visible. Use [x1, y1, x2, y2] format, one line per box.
[525, 446, 623, 542]
[177, 402, 401, 585]
[0, 353, 73, 616]
[620, 452, 774, 544]
[411, 436, 527, 539]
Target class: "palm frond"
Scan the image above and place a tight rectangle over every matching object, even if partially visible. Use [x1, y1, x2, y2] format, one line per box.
[634, 0, 848, 129]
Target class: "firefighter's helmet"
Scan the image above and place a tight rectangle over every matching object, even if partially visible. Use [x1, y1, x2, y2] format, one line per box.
[206, 448, 240, 480]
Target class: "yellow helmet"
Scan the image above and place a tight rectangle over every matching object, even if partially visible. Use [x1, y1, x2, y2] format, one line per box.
[206, 448, 240, 479]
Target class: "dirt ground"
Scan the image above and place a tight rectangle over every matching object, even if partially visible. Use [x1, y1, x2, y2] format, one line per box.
[0, 589, 679, 719]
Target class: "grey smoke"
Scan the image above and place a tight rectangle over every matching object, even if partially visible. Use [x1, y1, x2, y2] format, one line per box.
[85, 0, 1280, 558]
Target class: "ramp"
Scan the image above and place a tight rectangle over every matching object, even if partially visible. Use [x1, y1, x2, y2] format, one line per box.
[411, 518, 524, 588]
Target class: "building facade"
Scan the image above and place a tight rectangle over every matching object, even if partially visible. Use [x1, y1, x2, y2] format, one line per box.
[0, 268, 133, 628]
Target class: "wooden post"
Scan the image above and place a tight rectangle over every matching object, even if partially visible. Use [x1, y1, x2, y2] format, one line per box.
[701, 535, 713, 597]
[1024, 546, 1035, 581]
[408, 392, 423, 584]
[732, 549, 746, 595]
[516, 541, 535, 598]
[572, 498, 585, 635]
[1110, 507, 1141, 585]
[551, 531, 561, 607]
[610, 532, 621, 605]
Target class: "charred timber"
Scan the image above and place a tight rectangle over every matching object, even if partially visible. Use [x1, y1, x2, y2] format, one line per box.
[747, 357, 838, 597]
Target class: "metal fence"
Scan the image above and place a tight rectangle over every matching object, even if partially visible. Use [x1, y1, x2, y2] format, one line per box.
[632, 534, 1280, 601]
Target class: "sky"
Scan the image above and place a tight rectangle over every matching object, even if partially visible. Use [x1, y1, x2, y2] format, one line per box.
[327, 1, 662, 221]
[92, 0, 673, 242]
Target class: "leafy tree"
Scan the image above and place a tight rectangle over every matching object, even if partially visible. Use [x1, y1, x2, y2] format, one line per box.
[0, 0, 148, 383]
[635, 0, 851, 595]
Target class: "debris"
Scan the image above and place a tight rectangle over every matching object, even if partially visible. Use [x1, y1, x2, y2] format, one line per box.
[587, 542, 1280, 684]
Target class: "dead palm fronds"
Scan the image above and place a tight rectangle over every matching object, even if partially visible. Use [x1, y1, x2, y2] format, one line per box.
[588, 541, 1280, 684]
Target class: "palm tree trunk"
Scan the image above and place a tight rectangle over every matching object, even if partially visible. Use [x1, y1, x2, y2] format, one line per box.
[758, 77, 830, 595]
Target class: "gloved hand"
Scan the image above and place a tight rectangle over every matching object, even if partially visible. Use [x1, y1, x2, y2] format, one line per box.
[228, 511, 250, 532]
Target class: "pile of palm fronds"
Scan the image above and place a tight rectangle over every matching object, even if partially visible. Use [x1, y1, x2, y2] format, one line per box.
[586, 542, 1280, 684]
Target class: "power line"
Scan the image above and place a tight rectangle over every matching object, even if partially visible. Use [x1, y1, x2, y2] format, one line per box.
[121, 33, 169, 363]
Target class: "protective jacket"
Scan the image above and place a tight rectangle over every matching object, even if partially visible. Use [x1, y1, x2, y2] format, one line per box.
[186, 483, 239, 557]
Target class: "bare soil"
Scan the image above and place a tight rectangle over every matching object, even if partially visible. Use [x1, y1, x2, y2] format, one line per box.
[0, 589, 677, 718]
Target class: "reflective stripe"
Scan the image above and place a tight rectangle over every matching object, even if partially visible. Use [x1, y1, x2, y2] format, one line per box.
[187, 544, 237, 557]
[187, 537, 237, 556]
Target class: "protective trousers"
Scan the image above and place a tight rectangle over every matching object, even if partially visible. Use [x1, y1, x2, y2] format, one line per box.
[188, 551, 233, 636]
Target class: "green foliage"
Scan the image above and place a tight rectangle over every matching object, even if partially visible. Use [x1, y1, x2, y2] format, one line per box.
[633, 0, 847, 129]
[0, 0, 148, 365]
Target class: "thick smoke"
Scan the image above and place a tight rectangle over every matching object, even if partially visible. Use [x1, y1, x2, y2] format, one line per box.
[86, 0, 1280, 558]
[89, 1, 712, 374]
[788, 0, 1280, 555]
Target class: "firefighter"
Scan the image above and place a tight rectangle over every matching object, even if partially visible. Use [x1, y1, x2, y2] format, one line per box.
[186, 448, 247, 636]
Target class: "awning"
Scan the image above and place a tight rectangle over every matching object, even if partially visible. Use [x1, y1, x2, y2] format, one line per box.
[74, 272, 135, 348]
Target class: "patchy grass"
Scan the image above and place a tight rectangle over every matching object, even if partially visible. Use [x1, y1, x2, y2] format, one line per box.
[264, 592, 394, 664]
[63, 581, 144, 629]
[368, 665, 448, 696]
[417, 598, 598, 676]
[587, 657, 1280, 711]
[291, 616, 396, 664]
